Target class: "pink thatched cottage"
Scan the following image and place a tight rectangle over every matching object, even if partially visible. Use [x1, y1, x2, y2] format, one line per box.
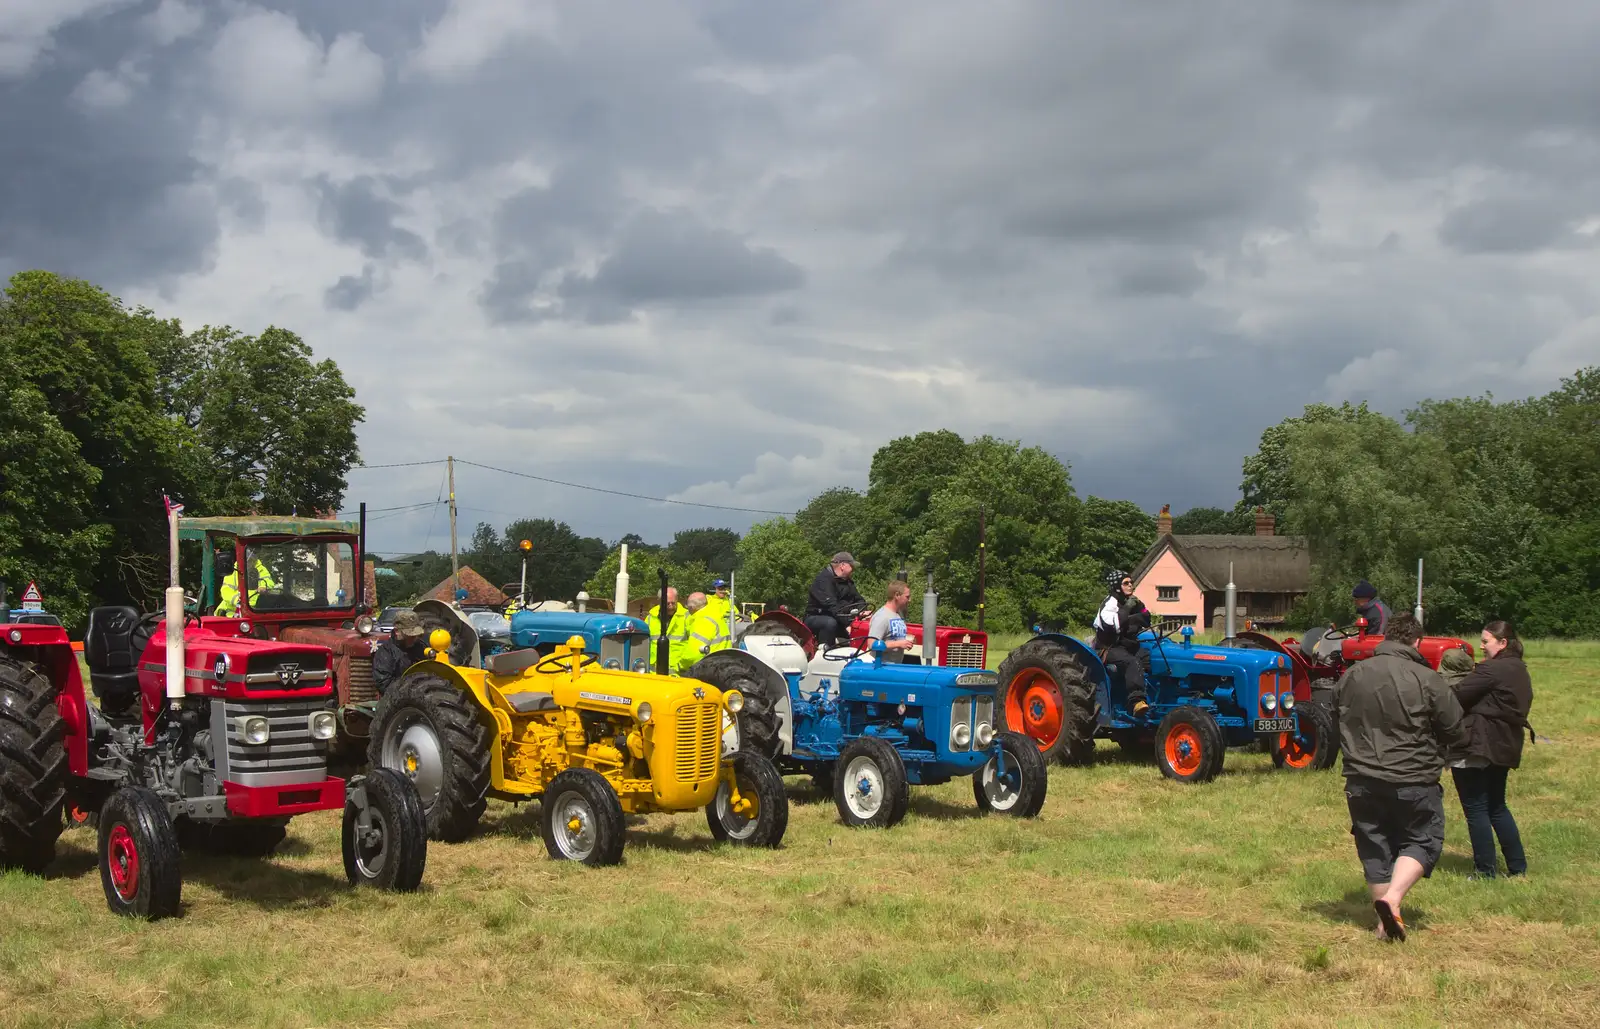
[1130, 506, 1311, 631]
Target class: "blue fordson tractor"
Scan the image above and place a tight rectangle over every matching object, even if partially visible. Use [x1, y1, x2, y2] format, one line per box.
[692, 610, 1048, 828]
[995, 627, 1335, 782]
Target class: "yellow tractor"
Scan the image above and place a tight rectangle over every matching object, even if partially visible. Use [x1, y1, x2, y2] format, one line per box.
[367, 628, 788, 864]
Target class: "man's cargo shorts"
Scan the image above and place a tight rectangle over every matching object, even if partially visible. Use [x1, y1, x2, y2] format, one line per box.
[1344, 775, 1446, 884]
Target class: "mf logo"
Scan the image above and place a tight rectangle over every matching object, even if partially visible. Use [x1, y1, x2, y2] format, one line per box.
[277, 663, 303, 687]
[693, 686, 705, 700]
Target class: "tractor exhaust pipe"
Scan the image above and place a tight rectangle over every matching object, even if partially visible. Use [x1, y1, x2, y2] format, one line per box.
[1414, 557, 1425, 626]
[923, 567, 939, 667]
[164, 497, 186, 703]
[1224, 561, 1237, 641]
[357, 501, 367, 611]
[654, 566, 670, 676]
[615, 544, 630, 619]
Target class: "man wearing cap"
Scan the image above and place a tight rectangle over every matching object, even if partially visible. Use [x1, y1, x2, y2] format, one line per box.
[1352, 581, 1391, 636]
[705, 579, 733, 628]
[373, 610, 429, 695]
[805, 552, 870, 648]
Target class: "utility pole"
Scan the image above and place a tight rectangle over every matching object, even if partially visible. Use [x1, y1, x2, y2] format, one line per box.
[977, 504, 987, 632]
[447, 455, 460, 599]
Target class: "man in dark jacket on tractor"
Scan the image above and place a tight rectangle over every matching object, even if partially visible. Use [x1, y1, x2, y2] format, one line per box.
[1352, 580, 1391, 636]
[373, 610, 429, 695]
[1093, 569, 1151, 716]
[1331, 613, 1465, 943]
[805, 552, 870, 648]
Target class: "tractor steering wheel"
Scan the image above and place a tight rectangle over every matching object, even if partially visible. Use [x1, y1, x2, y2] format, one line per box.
[821, 635, 876, 663]
[139, 603, 200, 632]
[534, 652, 600, 674]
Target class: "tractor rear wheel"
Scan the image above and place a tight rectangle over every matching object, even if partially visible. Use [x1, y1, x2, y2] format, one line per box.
[541, 768, 626, 866]
[834, 737, 910, 829]
[1154, 706, 1225, 784]
[973, 730, 1049, 817]
[707, 751, 788, 847]
[0, 654, 67, 874]
[693, 664, 782, 761]
[343, 769, 428, 891]
[1271, 700, 1337, 771]
[368, 672, 492, 842]
[98, 786, 182, 919]
[995, 640, 1097, 766]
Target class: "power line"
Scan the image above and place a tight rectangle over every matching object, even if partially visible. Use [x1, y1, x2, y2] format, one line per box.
[351, 460, 446, 470]
[452, 458, 791, 515]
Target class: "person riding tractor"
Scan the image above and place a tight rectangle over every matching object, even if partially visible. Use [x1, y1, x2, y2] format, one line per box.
[1092, 569, 1151, 716]
[213, 549, 278, 617]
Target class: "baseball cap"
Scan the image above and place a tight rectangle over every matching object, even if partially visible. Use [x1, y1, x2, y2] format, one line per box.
[393, 610, 426, 638]
[831, 552, 858, 566]
[713, 579, 728, 588]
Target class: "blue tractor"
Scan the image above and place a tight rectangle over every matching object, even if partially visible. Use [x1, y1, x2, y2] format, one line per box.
[413, 600, 654, 673]
[690, 611, 1048, 828]
[995, 627, 1336, 782]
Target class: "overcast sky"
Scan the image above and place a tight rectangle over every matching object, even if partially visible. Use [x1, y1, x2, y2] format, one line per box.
[5, 1, 1598, 557]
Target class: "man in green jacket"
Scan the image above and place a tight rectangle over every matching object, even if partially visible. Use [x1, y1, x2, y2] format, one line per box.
[1332, 613, 1466, 943]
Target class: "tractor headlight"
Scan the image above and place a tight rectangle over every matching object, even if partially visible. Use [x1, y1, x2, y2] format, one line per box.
[237, 620, 252, 635]
[953, 723, 972, 747]
[723, 690, 745, 714]
[1281, 693, 1295, 711]
[355, 614, 375, 635]
[603, 658, 622, 670]
[635, 701, 653, 724]
[1262, 693, 1277, 713]
[6, 629, 20, 643]
[632, 659, 649, 673]
[975, 722, 995, 748]
[236, 715, 271, 745]
[308, 710, 337, 740]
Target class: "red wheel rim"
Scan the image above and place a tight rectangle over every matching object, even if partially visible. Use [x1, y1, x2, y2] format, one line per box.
[68, 803, 91, 825]
[1005, 670, 1063, 750]
[107, 824, 140, 901]
[1278, 724, 1317, 769]
[1164, 724, 1204, 775]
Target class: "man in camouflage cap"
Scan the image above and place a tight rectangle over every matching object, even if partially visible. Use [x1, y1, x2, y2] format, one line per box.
[373, 609, 429, 695]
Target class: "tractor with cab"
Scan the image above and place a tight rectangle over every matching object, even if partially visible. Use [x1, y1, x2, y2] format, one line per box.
[364, 591, 788, 862]
[997, 625, 1334, 782]
[0, 504, 427, 918]
[700, 606, 1048, 827]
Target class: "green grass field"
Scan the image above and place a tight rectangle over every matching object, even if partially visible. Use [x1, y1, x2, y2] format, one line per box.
[3, 641, 1596, 1028]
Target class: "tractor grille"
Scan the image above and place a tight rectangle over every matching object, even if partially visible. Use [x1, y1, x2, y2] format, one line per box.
[223, 698, 329, 784]
[945, 642, 986, 668]
[244, 652, 330, 692]
[346, 655, 377, 704]
[673, 702, 721, 784]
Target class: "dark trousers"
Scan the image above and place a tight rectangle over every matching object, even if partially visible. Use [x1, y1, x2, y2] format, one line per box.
[1103, 644, 1147, 705]
[1450, 765, 1527, 877]
[804, 614, 843, 647]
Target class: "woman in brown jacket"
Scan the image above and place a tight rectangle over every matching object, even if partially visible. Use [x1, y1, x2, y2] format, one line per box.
[1449, 621, 1533, 878]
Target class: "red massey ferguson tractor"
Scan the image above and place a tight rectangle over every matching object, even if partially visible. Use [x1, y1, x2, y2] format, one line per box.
[1228, 617, 1474, 710]
[0, 504, 426, 919]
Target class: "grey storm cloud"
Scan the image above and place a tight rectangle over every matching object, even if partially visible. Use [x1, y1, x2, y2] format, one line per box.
[6, 0, 1600, 551]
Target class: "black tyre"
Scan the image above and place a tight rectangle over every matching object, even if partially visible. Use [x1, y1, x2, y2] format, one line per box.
[833, 737, 910, 829]
[706, 751, 788, 847]
[367, 671, 493, 842]
[973, 730, 1049, 817]
[0, 654, 66, 873]
[540, 768, 626, 866]
[179, 819, 288, 857]
[1271, 700, 1338, 772]
[995, 640, 1098, 766]
[1154, 706, 1225, 784]
[691, 661, 784, 761]
[343, 769, 428, 891]
[97, 787, 182, 919]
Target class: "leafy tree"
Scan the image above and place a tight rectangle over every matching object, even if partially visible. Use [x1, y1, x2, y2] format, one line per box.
[794, 486, 868, 558]
[616, 533, 661, 554]
[584, 547, 710, 609]
[667, 527, 741, 575]
[735, 518, 825, 612]
[1171, 506, 1253, 535]
[463, 519, 607, 602]
[1076, 496, 1156, 572]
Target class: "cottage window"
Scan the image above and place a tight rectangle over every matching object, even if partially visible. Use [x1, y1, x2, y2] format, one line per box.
[1157, 585, 1180, 602]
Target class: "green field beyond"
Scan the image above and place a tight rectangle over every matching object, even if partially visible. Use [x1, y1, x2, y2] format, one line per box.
[3, 641, 1596, 1028]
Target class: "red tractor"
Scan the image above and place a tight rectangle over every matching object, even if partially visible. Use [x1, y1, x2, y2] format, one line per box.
[845, 616, 988, 668]
[1229, 617, 1474, 709]
[0, 503, 426, 919]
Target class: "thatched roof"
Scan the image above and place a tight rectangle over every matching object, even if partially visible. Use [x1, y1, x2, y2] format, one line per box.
[1133, 534, 1311, 594]
[423, 566, 509, 607]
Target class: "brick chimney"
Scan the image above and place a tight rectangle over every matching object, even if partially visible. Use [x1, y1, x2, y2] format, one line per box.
[1254, 506, 1275, 537]
[1157, 504, 1173, 536]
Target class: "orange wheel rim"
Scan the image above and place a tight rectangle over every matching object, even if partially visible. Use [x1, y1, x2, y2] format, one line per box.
[1279, 725, 1317, 768]
[1164, 724, 1204, 775]
[1004, 670, 1063, 750]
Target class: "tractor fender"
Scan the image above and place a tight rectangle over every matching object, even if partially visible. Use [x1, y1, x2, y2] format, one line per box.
[690, 649, 794, 755]
[1231, 630, 1313, 701]
[1028, 632, 1113, 712]
[396, 660, 512, 787]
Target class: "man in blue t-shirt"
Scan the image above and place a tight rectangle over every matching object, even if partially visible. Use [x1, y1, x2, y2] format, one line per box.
[866, 580, 917, 663]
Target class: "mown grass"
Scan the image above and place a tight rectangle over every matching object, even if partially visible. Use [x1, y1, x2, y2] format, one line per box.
[4, 642, 1597, 1028]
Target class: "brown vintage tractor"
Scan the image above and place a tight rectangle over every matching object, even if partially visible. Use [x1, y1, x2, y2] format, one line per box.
[177, 512, 383, 761]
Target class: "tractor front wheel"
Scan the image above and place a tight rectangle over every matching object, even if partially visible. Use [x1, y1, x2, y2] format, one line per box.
[1271, 701, 1337, 771]
[0, 654, 67, 873]
[343, 769, 428, 891]
[368, 672, 492, 842]
[973, 730, 1049, 817]
[541, 768, 626, 866]
[834, 737, 910, 829]
[707, 751, 788, 847]
[1154, 706, 1225, 784]
[97, 787, 182, 919]
[995, 641, 1097, 766]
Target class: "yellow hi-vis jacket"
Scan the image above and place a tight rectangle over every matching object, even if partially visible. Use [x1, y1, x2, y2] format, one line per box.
[215, 560, 278, 617]
[687, 607, 733, 665]
[646, 603, 692, 673]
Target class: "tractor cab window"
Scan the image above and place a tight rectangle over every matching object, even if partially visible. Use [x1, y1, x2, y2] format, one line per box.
[244, 540, 357, 612]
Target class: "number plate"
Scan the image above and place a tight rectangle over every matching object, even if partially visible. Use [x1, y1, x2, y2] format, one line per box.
[1254, 717, 1295, 733]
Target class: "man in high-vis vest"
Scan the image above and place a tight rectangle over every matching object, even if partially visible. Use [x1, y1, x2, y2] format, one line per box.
[685, 591, 732, 668]
[704, 579, 732, 626]
[215, 552, 279, 617]
[645, 586, 691, 673]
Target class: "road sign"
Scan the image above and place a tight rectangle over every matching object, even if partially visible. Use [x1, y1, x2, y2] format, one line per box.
[20, 581, 43, 612]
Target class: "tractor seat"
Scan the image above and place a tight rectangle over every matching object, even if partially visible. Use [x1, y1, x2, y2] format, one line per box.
[485, 648, 543, 677]
[502, 691, 557, 714]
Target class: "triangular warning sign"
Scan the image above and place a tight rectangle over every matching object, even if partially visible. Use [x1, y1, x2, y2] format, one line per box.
[20, 581, 43, 611]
